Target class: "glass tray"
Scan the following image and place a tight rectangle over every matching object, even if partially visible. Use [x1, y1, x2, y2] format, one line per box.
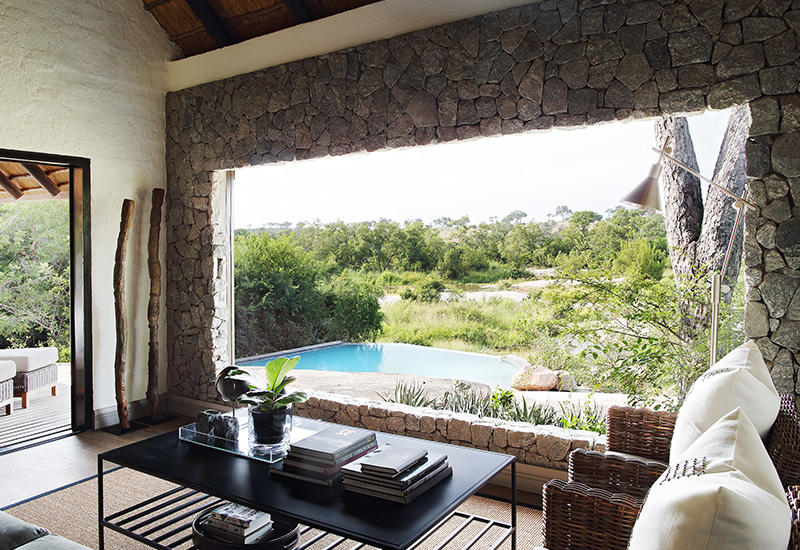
[179, 412, 322, 464]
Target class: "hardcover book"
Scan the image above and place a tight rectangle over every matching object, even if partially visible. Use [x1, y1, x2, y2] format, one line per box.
[281, 444, 374, 475]
[342, 449, 448, 489]
[358, 445, 428, 476]
[289, 425, 377, 462]
[344, 460, 451, 497]
[208, 502, 271, 529]
[201, 518, 274, 544]
[344, 464, 453, 504]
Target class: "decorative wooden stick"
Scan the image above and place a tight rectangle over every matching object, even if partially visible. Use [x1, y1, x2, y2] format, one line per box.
[146, 189, 165, 420]
[114, 199, 135, 430]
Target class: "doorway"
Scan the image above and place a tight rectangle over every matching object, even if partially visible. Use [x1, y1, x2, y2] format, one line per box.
[0, 149, 92, 453]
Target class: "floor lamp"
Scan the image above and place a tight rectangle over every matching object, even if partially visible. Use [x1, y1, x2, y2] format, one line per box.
[621, 137, 759, 365]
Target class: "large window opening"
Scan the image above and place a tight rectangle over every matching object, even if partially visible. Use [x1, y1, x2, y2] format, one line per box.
[0, 150, 91, 454]
[231, 110, 743, 408]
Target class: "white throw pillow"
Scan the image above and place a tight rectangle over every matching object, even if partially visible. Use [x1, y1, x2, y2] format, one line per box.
[670, 340, 779, 463]
[629, 408, 790, 550]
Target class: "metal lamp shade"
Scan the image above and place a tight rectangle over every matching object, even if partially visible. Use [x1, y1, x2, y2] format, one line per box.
[621, 163, 663, 213]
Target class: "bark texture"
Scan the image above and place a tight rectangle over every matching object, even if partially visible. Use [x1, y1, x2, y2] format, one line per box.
[147, 189, 165, 420]
[655, 107, 749, 337]
[114, 199, 135, 430]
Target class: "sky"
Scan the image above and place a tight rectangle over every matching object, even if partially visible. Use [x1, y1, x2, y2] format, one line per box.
[233, 109, 733, 229]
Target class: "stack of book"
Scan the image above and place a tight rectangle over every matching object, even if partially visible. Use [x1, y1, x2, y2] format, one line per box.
[271, 425, 378, 486]
[199, 502, 273, 544]
[342, 444, 452, 504]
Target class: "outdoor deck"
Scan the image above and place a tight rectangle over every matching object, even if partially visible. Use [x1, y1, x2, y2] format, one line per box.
[0, 363, 71, 454]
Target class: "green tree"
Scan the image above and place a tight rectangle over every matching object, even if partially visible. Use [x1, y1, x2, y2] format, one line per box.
[326, 270, 384, 341]
[0, 201, 70, 353]
[234, 233, 325, 356]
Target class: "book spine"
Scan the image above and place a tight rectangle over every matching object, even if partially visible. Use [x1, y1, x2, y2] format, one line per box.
[333, 433, 377, 461]
[284, 447, 372, 475]
[291, 436, 377, 464]
[205, 517, 247, 535]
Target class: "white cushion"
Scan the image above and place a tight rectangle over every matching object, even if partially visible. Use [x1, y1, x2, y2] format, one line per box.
[0, 360, 14, 380]
[0, 347, 58, 373]
[670, 340, 779, 463]
[629, 408, 790, 550]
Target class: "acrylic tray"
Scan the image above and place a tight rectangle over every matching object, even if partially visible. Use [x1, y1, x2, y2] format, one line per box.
[179, 412, 321, 464]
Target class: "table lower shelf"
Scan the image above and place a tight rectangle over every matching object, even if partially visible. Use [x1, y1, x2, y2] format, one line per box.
[100, 485, 514, 550]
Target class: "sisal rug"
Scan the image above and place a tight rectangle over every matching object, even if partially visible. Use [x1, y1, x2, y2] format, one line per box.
[5, 468, 543, 550]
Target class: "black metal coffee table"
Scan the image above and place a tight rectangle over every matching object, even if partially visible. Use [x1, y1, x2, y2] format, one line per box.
[98, 417, 516, 550]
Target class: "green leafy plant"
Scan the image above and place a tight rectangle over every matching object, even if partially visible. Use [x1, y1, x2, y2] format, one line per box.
[225, 356, 308, 412]
[558, 392, 607, 434]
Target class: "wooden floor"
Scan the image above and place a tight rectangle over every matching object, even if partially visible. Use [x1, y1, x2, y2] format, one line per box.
[0, 414, 190, 509]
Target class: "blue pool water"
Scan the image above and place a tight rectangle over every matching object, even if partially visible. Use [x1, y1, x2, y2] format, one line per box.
[237, 343, 519, 388]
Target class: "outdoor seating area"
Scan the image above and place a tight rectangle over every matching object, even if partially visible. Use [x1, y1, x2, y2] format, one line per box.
[541, 341, 800, 550]
[0, 348, 59, 410]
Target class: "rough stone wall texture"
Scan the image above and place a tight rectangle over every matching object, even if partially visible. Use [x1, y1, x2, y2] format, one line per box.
[166, 0, 800, 402]
[745, 93, 800, 391]
[294, 391, 605, 470]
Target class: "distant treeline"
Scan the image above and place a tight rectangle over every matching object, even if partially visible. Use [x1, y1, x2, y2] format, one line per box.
[235, 207, 668, 281]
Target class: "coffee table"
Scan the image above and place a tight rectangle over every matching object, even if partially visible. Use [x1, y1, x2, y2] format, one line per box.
[98, 417, 516, 550]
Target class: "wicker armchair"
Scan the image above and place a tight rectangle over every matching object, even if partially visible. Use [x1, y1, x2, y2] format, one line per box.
[542, 398, 800, 550]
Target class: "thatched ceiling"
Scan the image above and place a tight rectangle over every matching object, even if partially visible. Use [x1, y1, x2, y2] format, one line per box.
[0, 161, 69, 204]
[143, 0, 382, 57]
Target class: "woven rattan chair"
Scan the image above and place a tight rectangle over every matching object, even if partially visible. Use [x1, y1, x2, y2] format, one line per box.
[542, 398, 800, 550]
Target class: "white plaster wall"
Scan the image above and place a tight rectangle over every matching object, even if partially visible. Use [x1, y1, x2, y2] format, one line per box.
[169, 0, 540, 91]
[0, 0, 178, 417]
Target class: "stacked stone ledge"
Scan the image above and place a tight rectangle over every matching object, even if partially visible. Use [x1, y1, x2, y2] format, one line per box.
[165, 0, 800, 401]
[293, 391, 605, 471]
[744, 93, 800, 394]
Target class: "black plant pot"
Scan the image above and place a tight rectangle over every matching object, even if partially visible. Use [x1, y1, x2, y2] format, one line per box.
[249, 405, 291, 445]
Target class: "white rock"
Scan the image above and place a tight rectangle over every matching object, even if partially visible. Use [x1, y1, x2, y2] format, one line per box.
[554, 370, 578, 391]
[511, 365, 557, 391]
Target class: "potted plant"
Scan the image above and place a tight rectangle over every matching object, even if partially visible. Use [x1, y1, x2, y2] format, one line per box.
[222, 356, 308, 447]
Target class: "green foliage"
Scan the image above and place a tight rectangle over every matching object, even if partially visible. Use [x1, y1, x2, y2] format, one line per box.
[400, 278, 446, 303]
[558, 393, 607, 434]
[227, 356, 308, 411]
[381, 380, 602, 433]
[0, 202, 70, 356]
[234, 233, 325, 357]
[612, 239, 666, 279]
[532, 271, 710, 408]
[326, 270, 384, 341]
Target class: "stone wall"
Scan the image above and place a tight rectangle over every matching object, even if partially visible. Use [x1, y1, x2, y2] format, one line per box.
[295, 391, 605, 470]
[165, 0, 800, 402]
[745, 96, 800, 389]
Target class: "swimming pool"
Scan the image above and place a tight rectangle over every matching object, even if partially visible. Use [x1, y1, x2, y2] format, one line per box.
[237, 343, 519, 389]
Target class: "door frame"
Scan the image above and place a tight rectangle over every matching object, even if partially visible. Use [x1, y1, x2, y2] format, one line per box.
[0, 148, 93, 432]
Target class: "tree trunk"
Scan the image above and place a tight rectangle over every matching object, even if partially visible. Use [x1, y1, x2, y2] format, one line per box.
[655, 107, 749, 341]
[146, 189, 165, 420]
[114, 199, 135, 430]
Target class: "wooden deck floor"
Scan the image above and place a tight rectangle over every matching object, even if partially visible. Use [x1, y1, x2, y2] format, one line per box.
[0, 381, 72, 455]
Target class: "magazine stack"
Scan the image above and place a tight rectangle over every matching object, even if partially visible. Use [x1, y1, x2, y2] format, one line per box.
[271, 425, 377, 486]
[199, 502, 273, 544]
[342, 444, 452, 504]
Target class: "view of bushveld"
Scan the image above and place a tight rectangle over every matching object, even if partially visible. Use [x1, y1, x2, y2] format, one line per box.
[233, 205, 744, 409]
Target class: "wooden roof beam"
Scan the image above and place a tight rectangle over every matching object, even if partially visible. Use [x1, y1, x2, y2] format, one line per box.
[20, 163, 62, 197]
[184, 0, 234, 48]
[283, 0, 315, 23]
[0, 172, 23, 200]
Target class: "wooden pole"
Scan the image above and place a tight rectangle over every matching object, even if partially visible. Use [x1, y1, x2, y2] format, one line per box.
[114, 199, 135, 430]
[146, 189, 165, 419]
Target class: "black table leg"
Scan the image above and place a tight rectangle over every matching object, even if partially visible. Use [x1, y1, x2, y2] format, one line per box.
[98, 455, 104, 550]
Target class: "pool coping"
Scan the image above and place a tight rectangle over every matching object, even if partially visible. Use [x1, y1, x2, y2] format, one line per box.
[236, 341, 347, 365]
